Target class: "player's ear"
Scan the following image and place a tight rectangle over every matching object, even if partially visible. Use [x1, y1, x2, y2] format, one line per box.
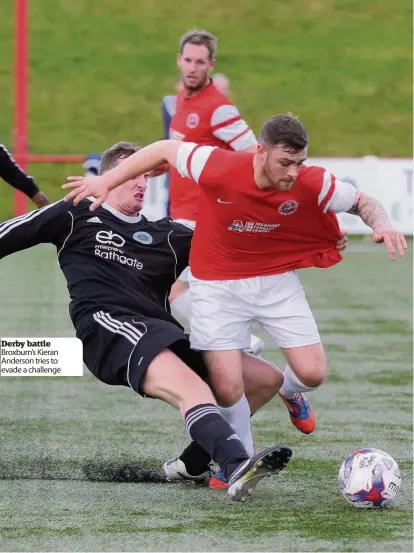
[256, 144, 266, 157]
[176, 53, 181, 68]
[209, 58, 216, 71]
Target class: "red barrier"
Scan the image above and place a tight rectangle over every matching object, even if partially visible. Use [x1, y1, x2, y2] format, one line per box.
[14, 0, 28, 216]
[14, 155, 86, 164]
[13, 1, 85, 215]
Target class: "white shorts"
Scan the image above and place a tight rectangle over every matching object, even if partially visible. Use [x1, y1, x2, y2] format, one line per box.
[173, 219, 195, 283]
[188, 271, 321, 350]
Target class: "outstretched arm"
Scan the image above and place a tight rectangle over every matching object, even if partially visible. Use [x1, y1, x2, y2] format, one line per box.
[347, 192, 407, 260]
[324, 177, 407, 261]
[62, 140, 182, 210]
[0, 201, 72, 259]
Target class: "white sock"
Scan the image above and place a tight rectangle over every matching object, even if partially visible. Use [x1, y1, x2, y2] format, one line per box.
[170, 291, 191, 320]
[218, 394, 255, 457]
[279, 364, 317, 399]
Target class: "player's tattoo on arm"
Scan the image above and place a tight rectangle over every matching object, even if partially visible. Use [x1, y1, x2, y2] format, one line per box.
[347, 193, 391, 229]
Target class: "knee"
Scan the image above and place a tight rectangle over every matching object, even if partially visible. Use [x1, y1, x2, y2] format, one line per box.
[299, 356, 327, 388]
[212, 374, 244, 407]
[203, 351, 244, 407]
[304, 371, 325, 388]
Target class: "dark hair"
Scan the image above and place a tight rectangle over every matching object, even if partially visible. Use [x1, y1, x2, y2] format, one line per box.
[99, 142, 140, 175]
[179, 29, 217, 60]
[259, 114, 308, 153]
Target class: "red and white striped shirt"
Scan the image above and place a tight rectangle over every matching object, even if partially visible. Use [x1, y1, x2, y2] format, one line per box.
[176, 143, 357, 280]
[168, 81, 257, 220]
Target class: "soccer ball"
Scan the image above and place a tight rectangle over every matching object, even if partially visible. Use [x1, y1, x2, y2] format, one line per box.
[338, 448, 402, 508]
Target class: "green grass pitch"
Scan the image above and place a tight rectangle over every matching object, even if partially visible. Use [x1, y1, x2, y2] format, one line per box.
[0, 243, 412, 552]
[0, 0, 412, 549]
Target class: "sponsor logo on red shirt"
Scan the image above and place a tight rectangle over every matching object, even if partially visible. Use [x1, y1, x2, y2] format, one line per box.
[228, 220, 281, 233]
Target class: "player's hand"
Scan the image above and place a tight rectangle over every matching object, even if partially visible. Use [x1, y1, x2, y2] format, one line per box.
[373, 224, 407, 261]
[335, 229, 348, 252]
[32, 191, 50, 208]
[62, 176, 109, 210]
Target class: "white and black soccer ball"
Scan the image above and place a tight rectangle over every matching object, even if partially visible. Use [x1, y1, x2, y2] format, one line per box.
[338, 448, 402, 508]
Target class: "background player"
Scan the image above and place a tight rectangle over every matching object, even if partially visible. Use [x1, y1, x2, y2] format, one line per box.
[167, 29, 265, 354]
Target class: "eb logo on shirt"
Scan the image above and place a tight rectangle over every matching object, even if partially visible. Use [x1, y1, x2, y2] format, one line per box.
[96, 230, 126, 248]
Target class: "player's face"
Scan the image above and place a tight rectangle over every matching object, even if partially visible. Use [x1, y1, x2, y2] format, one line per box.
[177, 44, 215, 93]
[117, 174, 148, 213]
[106, 156, 148, 214]
[259, 145, 308, 191]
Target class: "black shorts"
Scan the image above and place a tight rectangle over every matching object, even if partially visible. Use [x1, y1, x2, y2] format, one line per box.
[80, 309, 208, 396]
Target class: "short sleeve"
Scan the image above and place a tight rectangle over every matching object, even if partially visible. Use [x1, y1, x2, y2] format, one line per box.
[325, 180, 358, 213]
[211, 105, 257, 151]
[314, 169, 357, 213]
[176, 143, 229, 190]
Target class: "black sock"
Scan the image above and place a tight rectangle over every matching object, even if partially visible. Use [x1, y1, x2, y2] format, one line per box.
[179, 441, 212, 477]
[180, 410, 256, 475]
[184, 403, 249, 481]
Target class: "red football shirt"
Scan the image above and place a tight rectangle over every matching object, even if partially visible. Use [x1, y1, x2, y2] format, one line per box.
[176, 143, 357, 280]
[169, 80, 256, 220]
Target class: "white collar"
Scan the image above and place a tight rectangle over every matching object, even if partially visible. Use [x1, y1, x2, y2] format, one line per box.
[87, 197, 142, 223]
